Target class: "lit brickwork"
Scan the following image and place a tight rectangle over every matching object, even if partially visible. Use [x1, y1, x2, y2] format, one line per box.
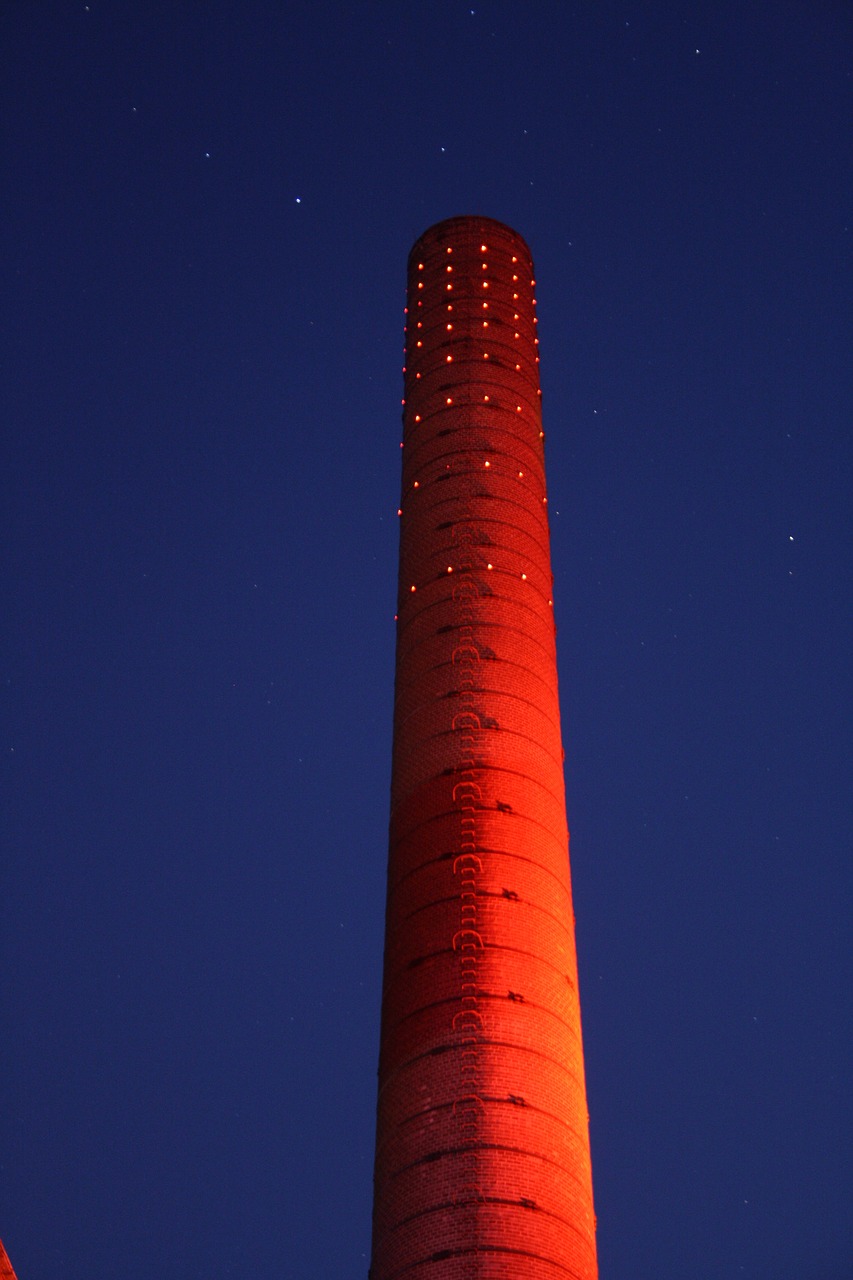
[370, 217, 597, 1278]
[0, 1240, 19, 1280]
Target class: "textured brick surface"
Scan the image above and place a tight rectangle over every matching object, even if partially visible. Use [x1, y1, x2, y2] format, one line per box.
[370, 217, 597, 1279]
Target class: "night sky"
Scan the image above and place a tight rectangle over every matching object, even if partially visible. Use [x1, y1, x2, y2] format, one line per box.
[2, 3, 851, 1277]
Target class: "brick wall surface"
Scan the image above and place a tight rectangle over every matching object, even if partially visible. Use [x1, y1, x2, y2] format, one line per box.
[370, 217, 597, 1280]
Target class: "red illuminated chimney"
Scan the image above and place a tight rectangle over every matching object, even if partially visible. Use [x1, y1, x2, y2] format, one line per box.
[370, 217, 597, 1278]
[0, 1240, 19, 1280]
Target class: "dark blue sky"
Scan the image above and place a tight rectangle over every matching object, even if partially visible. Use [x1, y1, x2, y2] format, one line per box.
[2, 3, 851, 1276]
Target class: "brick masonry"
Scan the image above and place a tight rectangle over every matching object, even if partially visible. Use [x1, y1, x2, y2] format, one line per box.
[0, 1241, 19, 1280]
[370, 217, 597, 1279]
